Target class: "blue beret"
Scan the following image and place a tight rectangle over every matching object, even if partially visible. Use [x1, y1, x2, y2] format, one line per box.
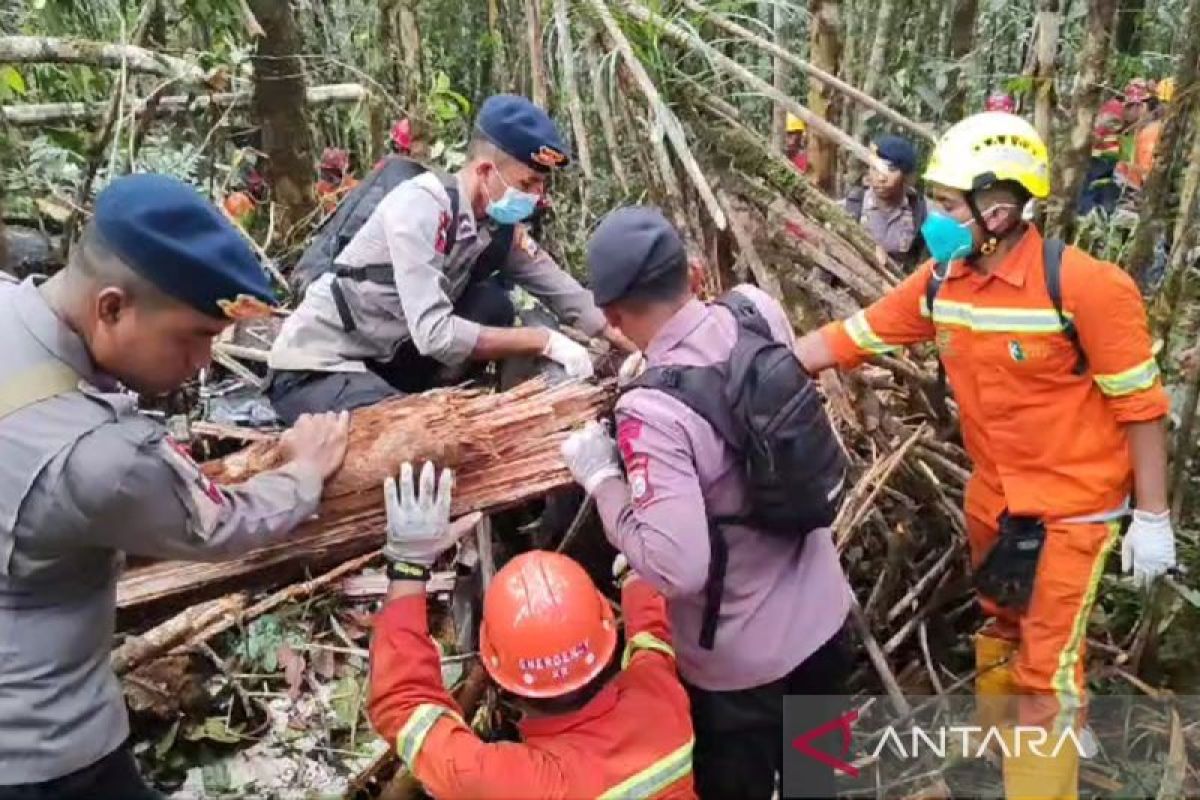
[873, 134, 918, 175]
[587, 206, 686, 306]
[93, 174, 275, 320]
[476, 94, 571, 173]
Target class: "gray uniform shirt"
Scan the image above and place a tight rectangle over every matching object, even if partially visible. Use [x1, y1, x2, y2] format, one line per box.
[269, 172, 607, 373]
[0, 278, 324, 784]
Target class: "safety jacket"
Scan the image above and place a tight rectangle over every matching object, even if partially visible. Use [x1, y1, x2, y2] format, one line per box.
[368, 578, 696, 799]
[821, 226, 1169, 523]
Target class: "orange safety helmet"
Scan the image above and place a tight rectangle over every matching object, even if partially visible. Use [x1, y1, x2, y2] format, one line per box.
[479, 551, 618, 699]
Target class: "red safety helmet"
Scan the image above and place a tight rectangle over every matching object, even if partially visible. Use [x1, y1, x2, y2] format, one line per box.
[985, 92, 1016, 114]
[320, 147, 350, 175]
[479, 551, 618, 699]
[390, 118, 413, 154]
[1123, 78, 1153, 105]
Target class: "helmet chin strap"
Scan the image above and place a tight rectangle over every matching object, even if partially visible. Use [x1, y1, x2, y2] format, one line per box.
[965, 192, 1001, 259]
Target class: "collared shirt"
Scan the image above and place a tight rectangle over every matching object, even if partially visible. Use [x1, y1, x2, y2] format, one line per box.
[593, 285, 852, 691]
[821, 227, 1169, 523]
[269, 172, 606, 372]
[857, 187, 917, 258]
[0, 278, 323, 783]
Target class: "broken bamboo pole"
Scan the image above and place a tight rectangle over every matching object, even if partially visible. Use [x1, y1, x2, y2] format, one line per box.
[676, 0, 936, 143]
[0, 35, 206, 83]
[617, 0, 889, 172]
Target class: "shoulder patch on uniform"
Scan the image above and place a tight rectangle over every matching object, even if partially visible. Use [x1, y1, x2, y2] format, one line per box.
[160, 437, 226, 538]
[434, 211, 452, 255]
[515, 226, 540, 258]
[617, 417, 643, 461]
[626, 453, 653, 506]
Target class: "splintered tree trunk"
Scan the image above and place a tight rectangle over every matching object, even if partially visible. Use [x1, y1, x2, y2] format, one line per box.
[1044, 0, 1117, 241]
[1126, 0, 1200, 283]
[807, 0, 843, 194]
[945, 0, 980, 121]
[857, 0, 898, 137]
[524, 0, 549, 107]
[249, 0, 316, 238]
[1031, 0, 1060, 149]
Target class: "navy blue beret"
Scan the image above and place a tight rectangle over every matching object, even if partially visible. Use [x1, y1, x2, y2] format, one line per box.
[587, 206, 686, 306]
[93, 174, 275, 320]
[873, 134, 918, 175]
[476, 94, 572, 173]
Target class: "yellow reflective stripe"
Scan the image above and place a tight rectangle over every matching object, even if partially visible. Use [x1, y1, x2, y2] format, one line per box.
[621, 631, 675, 669]
[924, 299, 1073, 333]
[1049, 520, 1121, 734]
[598, 738, 694, 800]
[845, 311, 899, 355]
[395, 703, 462, 767]
[1094, 357, 1159, 396]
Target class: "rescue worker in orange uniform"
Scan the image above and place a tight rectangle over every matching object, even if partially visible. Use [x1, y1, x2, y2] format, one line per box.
[1115, 78, 1170, 191]
[794, 112, 1176, 800]
[368, 461, 696, 800]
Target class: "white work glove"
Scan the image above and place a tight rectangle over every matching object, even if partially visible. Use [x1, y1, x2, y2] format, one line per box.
[383, 461, 481, 569]
[617, 351, 647, 387]
[561, 421, 622, 494]
[542, 330, 595, 380]
[1121, 509, 1177, 588]
[612, 553, 638, 587]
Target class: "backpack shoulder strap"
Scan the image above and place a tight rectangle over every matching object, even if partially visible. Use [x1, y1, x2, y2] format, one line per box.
[626, 364, 740, 449]
[715, 290, 773, 341]
[1042, 237, 1089, 375]
[924, 266, 952, 427]
[439, 173, 462, 256]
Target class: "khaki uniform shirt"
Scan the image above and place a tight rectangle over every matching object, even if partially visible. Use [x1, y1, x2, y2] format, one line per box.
[269, 172, 606, 373]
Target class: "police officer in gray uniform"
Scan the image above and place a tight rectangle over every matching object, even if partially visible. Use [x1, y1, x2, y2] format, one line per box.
[0, 174, 350, 799]
[267, 94, 635, 423]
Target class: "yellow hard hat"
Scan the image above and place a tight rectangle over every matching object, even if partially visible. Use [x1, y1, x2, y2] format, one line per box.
[923, 112, 1050, 199]
[786, 113, 806, 133]
[1157, 77, 1175, 103]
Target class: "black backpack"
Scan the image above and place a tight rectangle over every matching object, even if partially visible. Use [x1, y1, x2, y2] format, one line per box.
[624, 291, 848, 649]
[924, 237, 1088, 423]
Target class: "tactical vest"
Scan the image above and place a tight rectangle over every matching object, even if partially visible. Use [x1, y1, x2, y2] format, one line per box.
[0, 280, 134, 783]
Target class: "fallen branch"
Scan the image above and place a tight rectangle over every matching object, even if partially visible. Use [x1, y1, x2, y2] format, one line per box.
[583, 0, 727, 229]
[0, 35, 206, 83]
[617, 0, 888, 172]
[1, 83, 368, 126]
[676, 0, 936, 142]
[112, 593, 247, 675]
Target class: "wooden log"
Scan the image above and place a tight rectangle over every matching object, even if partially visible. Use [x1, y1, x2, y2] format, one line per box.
[112, 593, 247, 675]
[0, 83, 367, 127]
[0, 35, 205, 83]
[116, 379, 611, 611]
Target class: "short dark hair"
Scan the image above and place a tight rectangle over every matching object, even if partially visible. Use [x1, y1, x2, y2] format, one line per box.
[610, 254, 690, 310]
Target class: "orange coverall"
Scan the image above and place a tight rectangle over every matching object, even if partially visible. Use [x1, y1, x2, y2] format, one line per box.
[368, 578, 696, 800]
[821, 226, 1169, 727]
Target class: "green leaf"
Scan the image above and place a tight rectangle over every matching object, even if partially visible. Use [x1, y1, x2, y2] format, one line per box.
[243, 615, 285, 672]
[330, 674, 362, 729]
[0, 67, 26, 97]
[183, 717, 244, 745]
[155, 718, 181, 760]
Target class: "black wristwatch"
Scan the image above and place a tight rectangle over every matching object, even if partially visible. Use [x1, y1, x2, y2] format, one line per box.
[386, 560, 431, 582]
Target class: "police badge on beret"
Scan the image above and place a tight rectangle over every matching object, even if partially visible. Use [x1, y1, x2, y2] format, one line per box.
[217, 294, 275, 320]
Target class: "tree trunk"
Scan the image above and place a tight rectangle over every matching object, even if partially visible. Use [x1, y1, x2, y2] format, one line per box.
[1156, 105, 1200, 341]
[1126, 0, 1200, 283]
[1043, 0, 1118, 241]
[1114, 0, 1145, 54]
[945, 0, 980, 121]
[858, 0, 898, 137]
[249, 0, 316, 239]
[807, 0, 843, 194]
[771, 1, 788, 152]
[553, 0, 593, 180]
[1031, 0, 1060, 149]
[524, 0, 549, 107]
[487, 0, 510, 90]
[397, 0, 423, 109]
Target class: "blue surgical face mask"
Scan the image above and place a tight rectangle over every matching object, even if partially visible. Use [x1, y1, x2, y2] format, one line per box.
[485, 169, 539, 225]
[920, 210, 975, 264]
